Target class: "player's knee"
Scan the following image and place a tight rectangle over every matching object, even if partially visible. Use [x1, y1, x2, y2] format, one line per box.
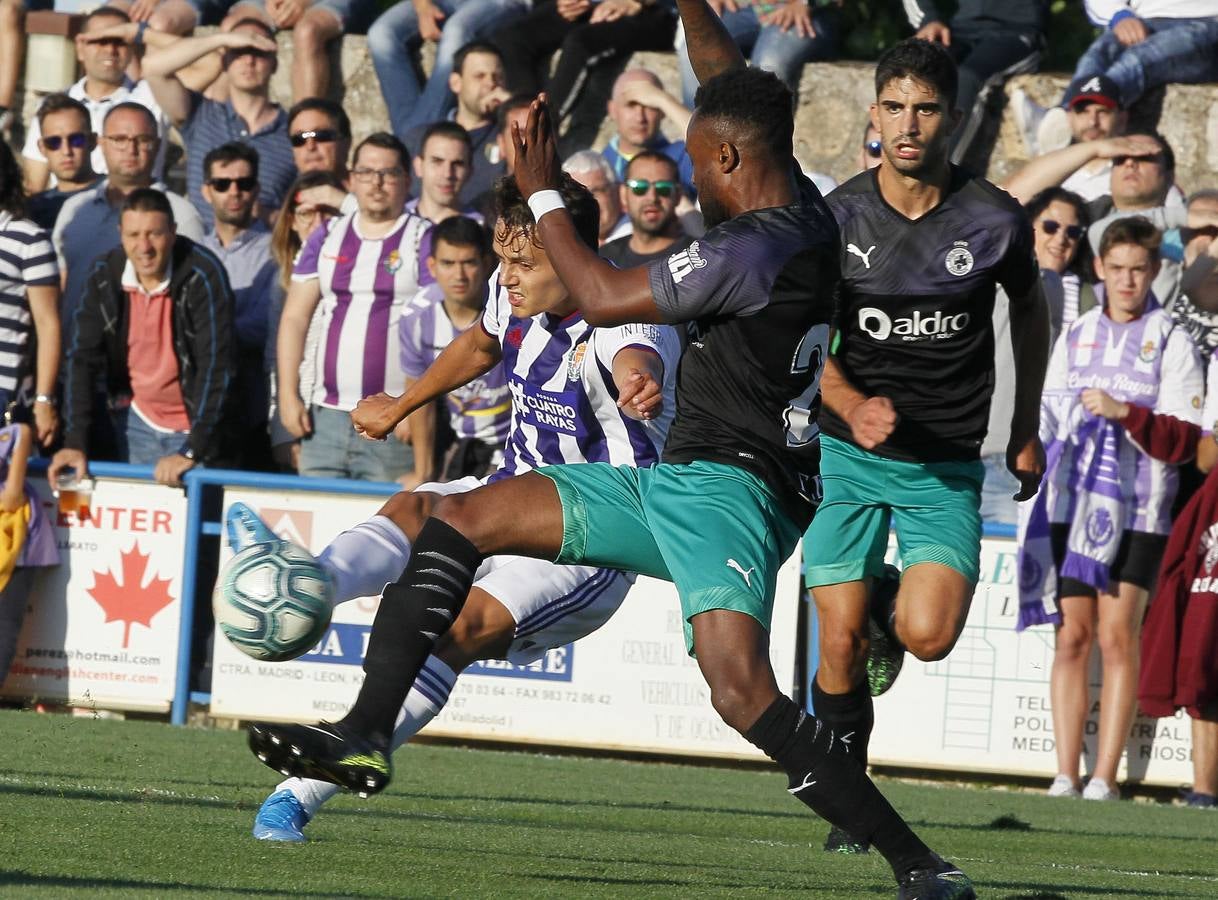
[902, 624, 956, 662]
[432, 492, 480, 542]
[379, 491, 431, 541]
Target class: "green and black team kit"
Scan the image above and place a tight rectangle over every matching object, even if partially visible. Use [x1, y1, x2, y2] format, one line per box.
[539, 172, 840, 651]
[804, 166, 1039, 585]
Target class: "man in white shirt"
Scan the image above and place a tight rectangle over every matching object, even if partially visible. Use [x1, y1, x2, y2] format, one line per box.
[562, 150, 630, 246]
[22, 7, 169, 192]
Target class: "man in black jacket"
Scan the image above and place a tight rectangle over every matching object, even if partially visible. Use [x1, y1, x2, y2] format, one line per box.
[48, 189, 238, 487]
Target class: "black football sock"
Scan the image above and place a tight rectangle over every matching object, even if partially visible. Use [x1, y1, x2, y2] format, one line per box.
[745, 696, 932, 880]
[340, 518, 482, 744]
[811, 675, 874, 767]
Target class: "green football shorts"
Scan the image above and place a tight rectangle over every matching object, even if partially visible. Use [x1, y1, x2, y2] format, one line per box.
[803, 434, 984, 587]
[535, 459, 802, 654]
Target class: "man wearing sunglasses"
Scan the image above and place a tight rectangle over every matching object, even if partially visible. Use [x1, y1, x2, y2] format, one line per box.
[201, 142, 280, 469]
[26, 95, 100, 231]
[599, 151, 690, 269]
[21, 7, 169, 194]
[287, 98, 352, 183]
[144, 18, 299, 223]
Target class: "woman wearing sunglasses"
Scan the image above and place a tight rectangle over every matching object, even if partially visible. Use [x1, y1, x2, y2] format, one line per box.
[1026, 188, 1091, 333]
[266, 171, 347, 470]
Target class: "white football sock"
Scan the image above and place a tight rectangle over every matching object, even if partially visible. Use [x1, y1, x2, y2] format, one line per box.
[390, 656, 458, 750]
[317, 515, 412, 606]
[276, 656, 459, 820]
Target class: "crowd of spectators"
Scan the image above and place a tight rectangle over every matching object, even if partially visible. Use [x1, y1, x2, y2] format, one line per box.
[0, 0, 1217, 802]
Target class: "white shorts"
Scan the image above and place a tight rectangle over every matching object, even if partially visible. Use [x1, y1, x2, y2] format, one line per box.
[416, 476, 634, 664]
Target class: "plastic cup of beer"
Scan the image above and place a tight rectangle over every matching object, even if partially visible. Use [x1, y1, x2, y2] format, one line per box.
[55, 471, 93, 517]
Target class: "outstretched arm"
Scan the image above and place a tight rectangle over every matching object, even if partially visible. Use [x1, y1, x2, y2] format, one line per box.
[515, 98, 664, 326]
[676, 0, 746, 86]
[352, 324, 503, 440]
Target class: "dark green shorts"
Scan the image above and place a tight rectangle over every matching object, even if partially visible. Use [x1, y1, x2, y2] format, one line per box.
[803, 434, 984, 587]
[535, 460, 802, 654]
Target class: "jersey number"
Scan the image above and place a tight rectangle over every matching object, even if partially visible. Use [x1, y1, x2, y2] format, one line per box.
[783, 324, 830, 447]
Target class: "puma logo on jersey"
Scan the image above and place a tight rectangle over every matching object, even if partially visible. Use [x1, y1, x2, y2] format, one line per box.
[726, 558, 755, 587]
[846, 243, 876, 269]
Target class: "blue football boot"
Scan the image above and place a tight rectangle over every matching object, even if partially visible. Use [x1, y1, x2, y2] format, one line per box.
[226, 501, 279, 552]
[252, 789, 311, 842]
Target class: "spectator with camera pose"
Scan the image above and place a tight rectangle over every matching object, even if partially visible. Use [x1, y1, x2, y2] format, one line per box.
[1018, 216, 1203, 801]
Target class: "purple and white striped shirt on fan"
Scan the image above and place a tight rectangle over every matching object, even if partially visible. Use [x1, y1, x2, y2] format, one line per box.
[399, 282, 511, 446]
[293, 211, 434, 411]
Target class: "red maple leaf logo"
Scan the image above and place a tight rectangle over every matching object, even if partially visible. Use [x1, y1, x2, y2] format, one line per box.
[87, 543, 176, 648]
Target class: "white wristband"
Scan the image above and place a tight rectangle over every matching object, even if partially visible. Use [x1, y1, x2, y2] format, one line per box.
[527, 189, 565, 222]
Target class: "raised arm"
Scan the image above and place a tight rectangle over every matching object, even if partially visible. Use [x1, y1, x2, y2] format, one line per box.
[143, 29, 277, 125]
[352, 324, 503, 440]
[515, 98, 664, 326]
[675, 0, 747, 87]
[1004, 134, 1163, 205]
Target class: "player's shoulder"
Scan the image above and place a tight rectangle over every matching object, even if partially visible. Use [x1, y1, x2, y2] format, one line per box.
[952, 170, 1028, 223]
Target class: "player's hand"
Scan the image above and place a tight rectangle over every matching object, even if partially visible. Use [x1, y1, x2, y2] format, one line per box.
[414, 0, 446, 41]
[760, 1, 816, 37]
[1007, 434, 1045, 502]
[351, 392, 401, 441]
[511, 95, 562, 200]
[1113, 16, 1149, 46]
[707, 0, 738, 16]
[1095, 134, 1163, 160]
[844, 396, 897, 449]
[1081, 388, 1130, 421]
[154, 453, 195, 487]
[591, 0, 641, 23]
[617, 368, 663, 420]
[915, 21, 951, 45]
[47, 448, 87, 490]
[280, 394, 313, 438]
[556, 0, 591, 20]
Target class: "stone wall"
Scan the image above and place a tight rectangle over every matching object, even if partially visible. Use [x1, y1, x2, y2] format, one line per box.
[16, 34, 1218, 196]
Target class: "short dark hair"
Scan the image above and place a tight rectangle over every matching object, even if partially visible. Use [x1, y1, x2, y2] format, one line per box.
[83, 6, 130, 28]
[693, 66, 794, 162]
[287, 97, 351, 139]
[228, 16, 276, 39]
[875, 38, 958, 107]
[493, 173, 598, 251]
[624, 150, 679, 183]
[120, 187, 175, 224]
[204, 141, 260, 181]
[453, 40, 502, 77]
[419, 121, 472, 160]
[36, 93, 91, 131]
[0, 141, 26, 219]
[496, 93, 535, 132]
[1129, 131, 1176, 174]
[352, 132, 410, 170]
[1099, 215, 1161, 260]
[1025, 187, 1089, 228]
[430, 215, 492, 258]
[103, 101, 157, 133]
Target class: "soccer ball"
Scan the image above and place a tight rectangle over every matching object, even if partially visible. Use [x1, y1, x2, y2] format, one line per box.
[214, 541, 334, 662]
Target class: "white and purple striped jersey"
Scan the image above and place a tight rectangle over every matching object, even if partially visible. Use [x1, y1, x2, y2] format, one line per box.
[1041, 295, 1203, 534]
[479, 275, 682, 479]
[293, 211, 434, 411]
[399, 282, 512, 446]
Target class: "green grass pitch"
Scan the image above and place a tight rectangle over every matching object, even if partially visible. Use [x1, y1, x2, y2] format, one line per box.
[1, 709, 1215, 898]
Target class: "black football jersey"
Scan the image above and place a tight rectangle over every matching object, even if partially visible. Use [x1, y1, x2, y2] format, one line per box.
[823, 166, 1038, 462]
[647, 174, 839, 528]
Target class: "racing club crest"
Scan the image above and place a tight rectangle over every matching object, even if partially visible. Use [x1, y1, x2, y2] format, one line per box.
[945, 241, 974, 277]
